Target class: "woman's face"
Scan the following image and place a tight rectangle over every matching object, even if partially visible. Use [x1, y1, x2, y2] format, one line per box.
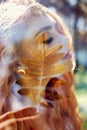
[12, 9, 73, 107]
[13, 11, 69, 57]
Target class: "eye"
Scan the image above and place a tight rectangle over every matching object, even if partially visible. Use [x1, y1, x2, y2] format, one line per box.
[36, 32, 53, 45]
[43, 37, 53, 44]
[42, 32, 53, 44]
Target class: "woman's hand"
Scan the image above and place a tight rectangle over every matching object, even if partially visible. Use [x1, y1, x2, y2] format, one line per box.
[0, 107, 52, 130]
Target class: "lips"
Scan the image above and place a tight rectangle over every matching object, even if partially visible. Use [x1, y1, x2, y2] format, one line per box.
[63, 52, 72, 60]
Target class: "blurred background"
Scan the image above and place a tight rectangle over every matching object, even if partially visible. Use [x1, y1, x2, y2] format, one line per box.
[37, 0, 87, 129]
[0, 0, 87, 129]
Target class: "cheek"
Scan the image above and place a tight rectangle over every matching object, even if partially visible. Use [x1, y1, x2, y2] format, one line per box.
[55, 22, 65, 35]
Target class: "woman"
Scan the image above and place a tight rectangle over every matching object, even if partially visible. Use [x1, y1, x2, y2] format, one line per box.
[0, 0, 82, 130]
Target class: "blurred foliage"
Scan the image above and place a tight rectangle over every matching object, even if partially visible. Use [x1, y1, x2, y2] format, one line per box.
[75, 66, 87, 130]
[75, 66, 87, 92]
[83, 121, 87, 130]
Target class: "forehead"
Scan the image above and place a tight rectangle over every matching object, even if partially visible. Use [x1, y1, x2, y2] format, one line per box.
[12, 13, 56, 42]
[28, 14, 56, 35]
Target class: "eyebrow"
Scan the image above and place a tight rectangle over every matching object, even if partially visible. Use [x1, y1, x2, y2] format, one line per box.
[35, 25, 52, 37]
